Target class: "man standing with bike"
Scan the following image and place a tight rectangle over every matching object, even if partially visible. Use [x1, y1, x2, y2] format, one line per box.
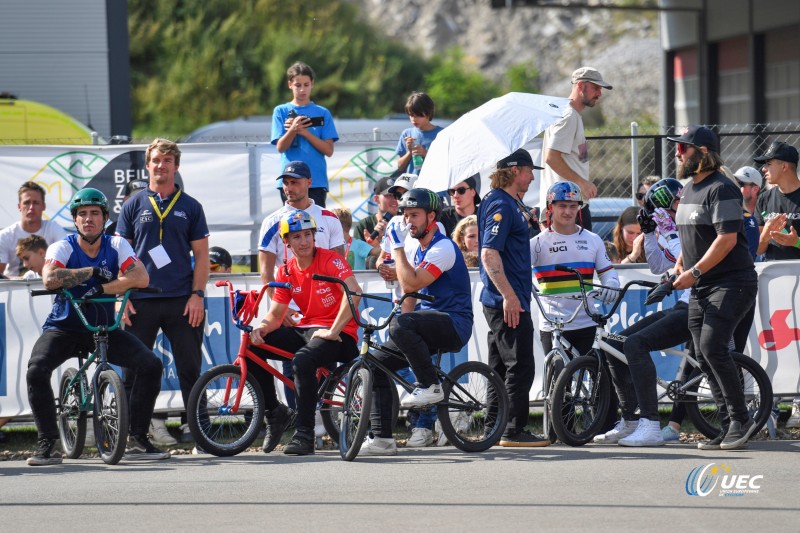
[26, 188, 168, 466]
[360, 188, 473, 455]
[478, 149, 549, 447]
[249, 210, 361, 456]
[669, 126, 759, 450]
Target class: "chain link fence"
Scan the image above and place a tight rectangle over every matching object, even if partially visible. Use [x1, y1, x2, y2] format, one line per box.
[589, 122, 800, 201]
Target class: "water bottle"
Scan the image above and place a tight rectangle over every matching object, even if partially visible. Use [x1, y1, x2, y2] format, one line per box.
[383, 254, 396, 289]
[411, 133, 424, 170]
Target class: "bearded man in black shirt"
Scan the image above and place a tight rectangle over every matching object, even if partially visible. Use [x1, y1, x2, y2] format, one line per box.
[668, 126, 759, 451]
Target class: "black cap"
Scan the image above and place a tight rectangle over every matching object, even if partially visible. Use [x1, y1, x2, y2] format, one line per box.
[125, 179, 149, 197]
[753, 141, 799, 165]
[463, 173, 482, 205]
[496, 148, 544, 170]
[373, 175, 395, 195]
[209, 246, 232, 268]
[666, 125, 720, 153]
[277, 160, 311, 180]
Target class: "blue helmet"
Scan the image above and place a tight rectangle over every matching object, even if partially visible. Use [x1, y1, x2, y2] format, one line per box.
[278, 209, 317, 239]
[546, 181, 583, 206]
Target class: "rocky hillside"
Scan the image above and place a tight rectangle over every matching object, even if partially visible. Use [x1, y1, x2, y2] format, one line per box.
[349, 0, 661, 128]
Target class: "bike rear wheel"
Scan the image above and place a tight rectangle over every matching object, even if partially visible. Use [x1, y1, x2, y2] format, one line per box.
[339, 365, 372, 461]
[94, 369, 129, 465]
[57, 368, 86, 459]
[187, 364, 265, 457]
[685, 352, 773, 439]
[551, 355, 610, 447]
[438, 361, 508, 452]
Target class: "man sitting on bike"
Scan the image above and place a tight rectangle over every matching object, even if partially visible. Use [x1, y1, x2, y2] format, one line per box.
[249, 209, 362, 456]
[597, 178, 686, 447]
[26, 188, 168, 466]
[362, 188, 473, 455]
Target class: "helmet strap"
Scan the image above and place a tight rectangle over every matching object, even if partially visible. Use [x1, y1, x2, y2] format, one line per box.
[416, 216, 438, 240]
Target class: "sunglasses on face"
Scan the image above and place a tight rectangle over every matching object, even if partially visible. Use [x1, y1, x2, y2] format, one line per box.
[676, 143, 692, 156]
[636, 192, 645, 200]
[448, 186, 472, 196]
[736, 181, 755, 188]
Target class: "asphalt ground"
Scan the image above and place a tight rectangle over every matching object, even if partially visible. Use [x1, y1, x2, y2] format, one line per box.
[1, 437, 798, 532]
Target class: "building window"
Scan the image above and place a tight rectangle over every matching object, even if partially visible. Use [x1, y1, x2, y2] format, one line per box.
[716, 37, 750, 125]
[765, 26, 800, 124]
[673, 47, 699, 126]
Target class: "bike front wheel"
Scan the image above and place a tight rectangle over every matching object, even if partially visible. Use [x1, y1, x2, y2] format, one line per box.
[94, 369, 129, 465]
[57, 368, 86, 459]
[438, 361, 508, 452]
[685, 352, 773, 439]
[542, 357, 565, 444]
[551, 355, 610, 447]
[339, 365, 372, 461]
[187, 364, 265, 457]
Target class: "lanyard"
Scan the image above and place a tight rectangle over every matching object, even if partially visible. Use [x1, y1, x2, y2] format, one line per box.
[148, 189, 182, 242]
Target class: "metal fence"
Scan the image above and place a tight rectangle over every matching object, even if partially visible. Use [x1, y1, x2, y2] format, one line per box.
[590, 122, 800, 201]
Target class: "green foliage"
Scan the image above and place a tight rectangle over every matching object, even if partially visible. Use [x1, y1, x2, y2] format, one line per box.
[505, 62, 539, 94]
[424, 49, 503, 118]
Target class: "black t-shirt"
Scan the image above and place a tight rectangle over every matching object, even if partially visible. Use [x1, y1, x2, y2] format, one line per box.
[439, 206, 465, 238]
[676, 171, 754, 286]
[754, 185, 800, 260]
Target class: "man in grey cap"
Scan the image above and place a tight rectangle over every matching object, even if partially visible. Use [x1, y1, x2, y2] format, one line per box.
[353, 173, 401, 245]
[733, 166, 762, 216]
[541, 66, 613, 232]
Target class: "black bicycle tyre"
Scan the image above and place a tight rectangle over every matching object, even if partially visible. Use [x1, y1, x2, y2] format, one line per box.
[685, 352, 773, 439]
[339, 366, 372, 461]
[57, 368, 86, 459]
[187, 364, 265, 457]
[321, 365, 398, 445]
[437, 361, 508, 452]
[94, 369, 129, 465]
[551, 355, 610, 447]
[542, 357, 565, 444]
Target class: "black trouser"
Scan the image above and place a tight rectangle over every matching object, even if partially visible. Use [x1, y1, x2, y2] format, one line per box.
[542, 326, 619, 430]
[689, 274, 758, 427]
[250, 327, 357, 434]
[124, 296, 203, 424]
[370, 311, 465, 438]
[483, 305, 534, 437]
[27, 328, 163, 439]
[605, 302, 691, 421]
[279, 187, 327, 207]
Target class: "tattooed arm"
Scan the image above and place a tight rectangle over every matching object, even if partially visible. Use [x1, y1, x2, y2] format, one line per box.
[42, 261, 149, 294]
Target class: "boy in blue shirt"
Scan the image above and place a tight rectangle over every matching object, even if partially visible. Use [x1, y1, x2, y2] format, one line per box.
[395, 92, 444, 175]
[272, 62, 339, 207]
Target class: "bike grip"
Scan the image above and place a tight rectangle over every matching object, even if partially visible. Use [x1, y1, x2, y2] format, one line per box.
[554, 264, 573, 272]
[215, 280, 228, 287]
[638, 281, 658, 288]
[267, 281, 291, 289]
[31, 289, 59, 296]
[312, 274, 344, 285]
[407, 292, 435, 303]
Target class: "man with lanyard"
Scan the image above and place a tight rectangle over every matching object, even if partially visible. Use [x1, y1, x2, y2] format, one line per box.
[669, 126, 759, 451]
[117, 138, 210, 446]
[249, 210, 361, 456]
[478, 148, 550, 447]
[257, 160, 345, 449]
[27, 188, 168, 466]
[359, 188, 473, 455]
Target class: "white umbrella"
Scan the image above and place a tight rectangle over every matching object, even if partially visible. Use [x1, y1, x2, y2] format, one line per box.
[416, 92, 570, 194]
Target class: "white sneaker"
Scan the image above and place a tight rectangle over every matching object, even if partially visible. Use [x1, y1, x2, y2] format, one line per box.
[314, 410, 326, 438]
[359, 435, 397, 456]
[618, 418, 665, 447]
[593, 418, 637, 444]
[149, 419, 177, 446]
[786, 401, 800, 429]
[400, 384, 444, 408]
[407, 427, 434, 448]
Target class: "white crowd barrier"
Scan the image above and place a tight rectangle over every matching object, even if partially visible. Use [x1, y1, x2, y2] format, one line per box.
[1, 263, 798, 418]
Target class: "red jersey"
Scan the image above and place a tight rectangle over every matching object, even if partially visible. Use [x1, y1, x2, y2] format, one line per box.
[273, 248, 358, 341]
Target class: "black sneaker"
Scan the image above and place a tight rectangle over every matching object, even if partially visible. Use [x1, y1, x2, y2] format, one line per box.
[124, 434, 171, 460]
[697, 432, 725, 450]
[283, 432, 315, 456]
[27, 437, 63, 466]
[499, 430, 551, 448]
[720, 418, 756, 450]
[262, 404, 295, 453]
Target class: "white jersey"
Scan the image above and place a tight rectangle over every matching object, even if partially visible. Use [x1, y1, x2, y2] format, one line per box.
[258, 199, 345, 271]
[530, 226, 618, 331]
[0, 220, 68, 277]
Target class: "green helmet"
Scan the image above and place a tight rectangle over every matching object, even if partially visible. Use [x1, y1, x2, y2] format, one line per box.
[70, 188, 109, 217]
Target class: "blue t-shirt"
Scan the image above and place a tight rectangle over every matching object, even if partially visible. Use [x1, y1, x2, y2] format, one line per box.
[116, 185, 209, 299]
[43, 234, 138, 331]
[395, 126, 443, 175]
[271, 102, 338, 190]
[413, 231, 473, 346]
[743, 210, 759, 260]
[477, 188, 532, 312]
[347, 237, 373, 270]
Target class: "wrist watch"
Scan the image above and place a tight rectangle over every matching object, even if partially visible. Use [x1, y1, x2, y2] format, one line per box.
[192, 290, 205, 298]
[689, 266, 702, 278]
